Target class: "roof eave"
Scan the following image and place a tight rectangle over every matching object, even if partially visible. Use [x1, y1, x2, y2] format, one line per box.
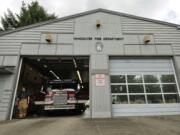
[100, 9, 180, 27]
[0, 8, 179, 36]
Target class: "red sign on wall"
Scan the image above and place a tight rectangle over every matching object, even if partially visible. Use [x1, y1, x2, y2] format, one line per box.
[95, 74, 105, 86]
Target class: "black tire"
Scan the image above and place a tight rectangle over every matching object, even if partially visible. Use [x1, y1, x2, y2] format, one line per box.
[75, 103, 86, 114]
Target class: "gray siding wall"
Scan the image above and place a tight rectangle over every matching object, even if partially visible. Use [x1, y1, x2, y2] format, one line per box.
[0, 20, 74, 55]
[0, 11, 180, 120]
[121, 16, 180, 55]
[0, 74, 17, 120]
[121, 17, 178, 33]
[0, 56, 19, 120]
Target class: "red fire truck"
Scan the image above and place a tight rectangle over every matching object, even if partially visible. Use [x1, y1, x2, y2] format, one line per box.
[36, 79, 86, 113]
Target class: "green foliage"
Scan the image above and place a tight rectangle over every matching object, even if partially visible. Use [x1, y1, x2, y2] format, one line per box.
[0, 1, 57, 31]
[1, 9, 18, 30]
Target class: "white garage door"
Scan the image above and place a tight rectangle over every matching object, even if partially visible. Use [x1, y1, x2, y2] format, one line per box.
[110, 59, 180, 116]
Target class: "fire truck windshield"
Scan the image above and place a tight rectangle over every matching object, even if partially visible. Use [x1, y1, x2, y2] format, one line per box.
[47, 83, 77, 90]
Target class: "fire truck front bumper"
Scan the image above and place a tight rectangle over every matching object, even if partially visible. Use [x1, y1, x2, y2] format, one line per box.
[44, 104, 76, 110]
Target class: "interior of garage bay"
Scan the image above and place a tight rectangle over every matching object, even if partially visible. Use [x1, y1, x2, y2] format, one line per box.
[12, 56, 89, 119]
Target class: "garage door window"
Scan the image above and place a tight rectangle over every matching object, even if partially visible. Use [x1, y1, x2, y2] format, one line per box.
[128, 85, 144, 93]
[112, 95, 128, 104]
[129, 95, 146, 104]
[110, 75, 126, 83]
[111, 74, 180, 104]
[146, 84, 161, 93]
[161, 75, 175, 83]
[162, 84, 177, 93]
[147, 95, 163, 103]
[164, 94, 179, 103]
[144, 75, 159, 83]
[127, 75, 143, 83]
[111, 85, 127, 93]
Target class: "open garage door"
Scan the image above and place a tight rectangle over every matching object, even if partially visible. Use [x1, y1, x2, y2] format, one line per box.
[110, 58, 180, 116]
[12, 56, 89, 119]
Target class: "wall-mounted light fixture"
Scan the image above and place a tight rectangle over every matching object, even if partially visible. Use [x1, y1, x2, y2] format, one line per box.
[96, 20, 101, 28]
[143, 35, 151, 44]
[45, 33, 52, 43]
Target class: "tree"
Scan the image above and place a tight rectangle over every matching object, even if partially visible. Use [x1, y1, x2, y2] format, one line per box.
[0, 1, 57, 31]
[0, 28, 3, 32]
[1, 9, 18, 31]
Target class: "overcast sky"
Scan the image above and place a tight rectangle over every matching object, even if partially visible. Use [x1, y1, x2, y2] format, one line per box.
[0, 0, 180, 27]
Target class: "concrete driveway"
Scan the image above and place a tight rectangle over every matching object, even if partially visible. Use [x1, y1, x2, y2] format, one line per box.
[0, 116, 180, 135]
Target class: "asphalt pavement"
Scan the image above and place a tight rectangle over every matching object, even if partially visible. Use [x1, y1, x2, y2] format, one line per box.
[0, 115, 180, 135]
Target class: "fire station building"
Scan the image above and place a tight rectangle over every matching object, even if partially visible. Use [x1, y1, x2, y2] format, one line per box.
[0, 9, 180, 121]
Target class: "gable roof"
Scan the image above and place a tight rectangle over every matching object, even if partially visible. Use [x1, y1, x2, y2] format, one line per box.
[0, 8, 180, 36]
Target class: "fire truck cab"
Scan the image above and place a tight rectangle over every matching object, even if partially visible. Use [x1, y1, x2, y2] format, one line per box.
[40, 79, 86, 112]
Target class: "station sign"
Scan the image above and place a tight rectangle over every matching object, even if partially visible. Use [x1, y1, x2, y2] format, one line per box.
[74, 37, 124, 41]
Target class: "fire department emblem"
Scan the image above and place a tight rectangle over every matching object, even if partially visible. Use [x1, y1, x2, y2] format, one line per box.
[95, 42, 103, 52]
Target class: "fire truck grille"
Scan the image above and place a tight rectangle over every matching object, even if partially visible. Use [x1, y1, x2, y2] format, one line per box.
[53, 93, 67, 105]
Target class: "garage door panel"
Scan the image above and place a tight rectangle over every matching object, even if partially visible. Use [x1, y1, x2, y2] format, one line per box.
[112, 104, 180, 116]
[113, 112, 180, 117]
[110, 59, 174, 73]
[112, 103, 180, 108]
[3, 56, 18, 66]
[0, 78, 5, 100]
